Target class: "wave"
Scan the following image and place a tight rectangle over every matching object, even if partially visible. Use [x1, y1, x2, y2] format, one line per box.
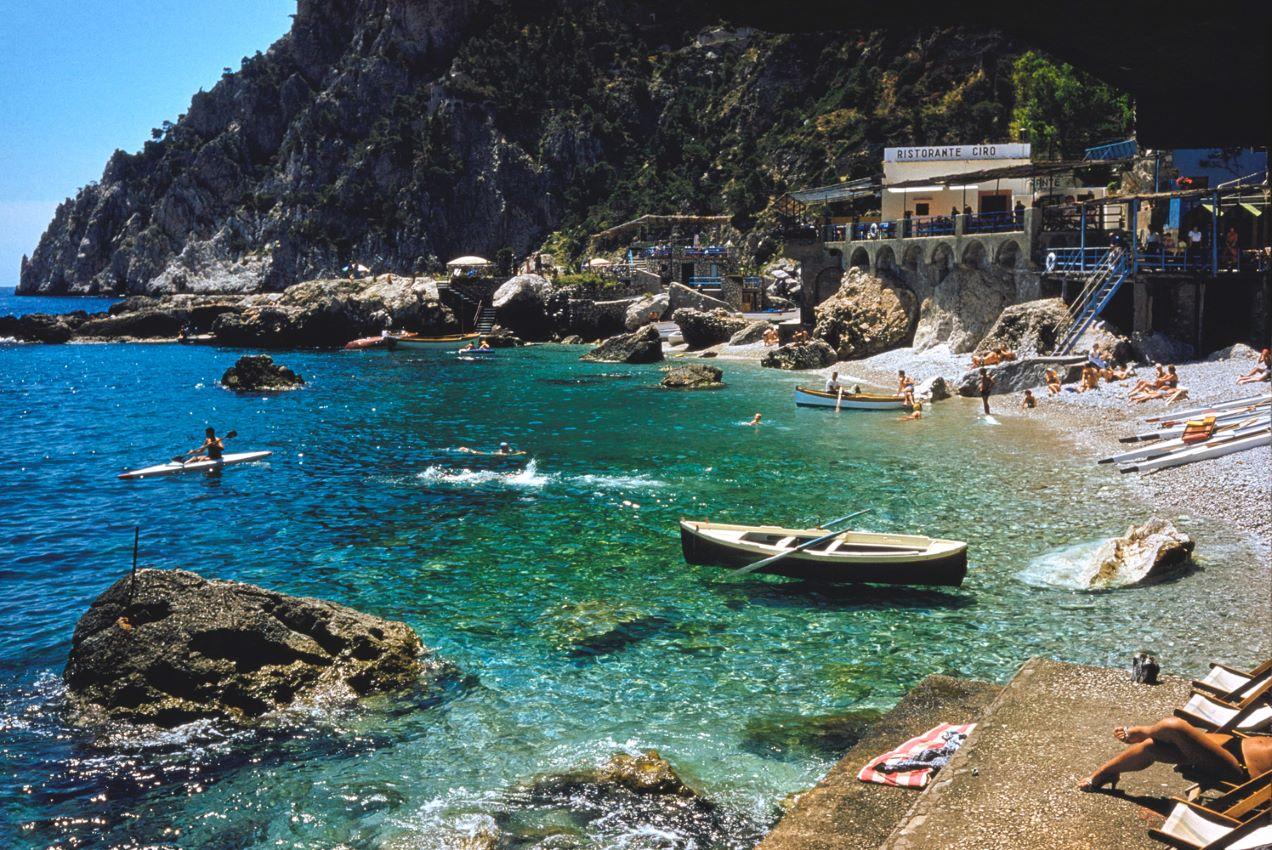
[415, 460, 666, 493]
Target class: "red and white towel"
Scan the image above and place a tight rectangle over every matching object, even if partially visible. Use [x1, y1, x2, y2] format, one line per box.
[856, 722, 977, 788]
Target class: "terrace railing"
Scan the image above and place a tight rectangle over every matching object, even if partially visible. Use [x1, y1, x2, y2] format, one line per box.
[686, 275, 724, 288]
[966, 210, 1023, 234]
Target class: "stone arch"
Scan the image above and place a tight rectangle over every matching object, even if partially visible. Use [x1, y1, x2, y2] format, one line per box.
[961, 240, 987, 269]
[813, 265, 844, 306]
[902, 243, 924, 272]
[875, 246, 897, 276]
[849, 246, 870, 270]
[929, 243, 953, 281]
[995, 239, 1023, 269]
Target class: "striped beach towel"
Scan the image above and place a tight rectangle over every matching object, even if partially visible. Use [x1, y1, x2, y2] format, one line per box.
[856, 722, 976, 789]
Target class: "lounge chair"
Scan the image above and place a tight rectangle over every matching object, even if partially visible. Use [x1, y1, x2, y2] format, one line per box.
[1194, 661, 1272, 703]
[1149, 771, 1271, 849]
[1175, 684, 1272, 734]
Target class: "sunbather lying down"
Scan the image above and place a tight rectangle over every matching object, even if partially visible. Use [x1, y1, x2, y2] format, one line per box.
[1079, 717, 1272, 791]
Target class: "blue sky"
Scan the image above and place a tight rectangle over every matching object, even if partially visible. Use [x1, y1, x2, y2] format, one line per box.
[0, 0, 295, 284]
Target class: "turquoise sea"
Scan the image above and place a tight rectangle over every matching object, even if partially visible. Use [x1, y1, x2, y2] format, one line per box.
[0, 302, 1267, 848]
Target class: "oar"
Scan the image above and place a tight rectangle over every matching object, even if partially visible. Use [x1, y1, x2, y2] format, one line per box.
[730, 508, 872, 577]
[836, 387, 844, 412]
[172, 430, 238, 463]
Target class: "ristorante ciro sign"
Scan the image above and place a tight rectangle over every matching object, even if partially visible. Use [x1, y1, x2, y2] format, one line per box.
[884, 144, 1031, 162]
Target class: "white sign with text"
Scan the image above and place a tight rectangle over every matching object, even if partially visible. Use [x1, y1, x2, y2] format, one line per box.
[884, 144, 1031, 162]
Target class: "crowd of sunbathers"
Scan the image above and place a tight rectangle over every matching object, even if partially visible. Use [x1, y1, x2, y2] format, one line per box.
[1078, 657, 1271, 848]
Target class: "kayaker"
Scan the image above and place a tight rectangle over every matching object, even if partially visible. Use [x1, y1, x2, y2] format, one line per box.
[459, 342, 476, 352]
[978, 368, 995, 415]
[185, 427, 224, 464]
[479, 339, 492, 351]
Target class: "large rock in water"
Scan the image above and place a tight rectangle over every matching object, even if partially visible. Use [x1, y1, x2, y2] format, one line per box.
[956, 357, 1085, 396]
[221, 354, 305, 391]
[0, 312, 81, 343]
[492, 274, 554, 340]
[76, 308, 185, 339]
[672, 308, 749, 349]
[64, 569, 450, 727]
[761, 339, 836, 370]
[974, 298, 1070, 356]
[812, 267, 916, 359]
[661, 364, 724, 389]
[580, 324, 663, 364]
[625, 292, 670, 330]
[1078, 519, 1195, 589]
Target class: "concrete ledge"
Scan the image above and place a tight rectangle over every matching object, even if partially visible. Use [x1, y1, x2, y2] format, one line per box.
[757, 675, 1001, 850]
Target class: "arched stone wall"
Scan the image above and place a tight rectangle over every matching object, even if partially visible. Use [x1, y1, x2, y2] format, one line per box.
[875, 246, 897, 276]
[929, 243, 953, 281]
[995, 239, 1023, 269]
[902, 244, 924, 272]
[849, 247, 870, 269]
[961, 240, 987, 269]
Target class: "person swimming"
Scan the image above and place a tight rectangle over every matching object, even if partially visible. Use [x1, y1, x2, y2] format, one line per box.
[747, 412, 762, 426]
[898, 400, 923, 421]
[458, 442, 525, 456]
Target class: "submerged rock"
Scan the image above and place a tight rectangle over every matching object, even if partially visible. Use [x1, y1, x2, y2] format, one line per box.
[220, 354, 305, 391]
[64, 569, 452, 727]
[812, 268, 916, 359]
[660, 364, 724, 389]
[580, 325, 663, 364]
[529, 750, 702, 801]
[974, 298, 1069, 356]
[761, 339, 836, 370]
[742, 709, 884, 759]
[672, 307, 749, 349]
[1078, 519, 1195, 589]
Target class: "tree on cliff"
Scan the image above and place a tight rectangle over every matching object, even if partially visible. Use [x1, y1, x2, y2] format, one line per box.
[1009, 51, 1133, 159]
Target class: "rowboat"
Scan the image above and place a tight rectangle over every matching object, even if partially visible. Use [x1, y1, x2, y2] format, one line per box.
[386, 333, 480, 350]
[679, 520, 968, 586]
[1121, 406, 1270, 442]
[1143, 394, 1271, 424]
[343, 335, 387, 350]
[794, 386, 907, 410]
[1100, 416, 1270, 464]
[1120, 429, 1270, 474]
[119, 451, 273, 480]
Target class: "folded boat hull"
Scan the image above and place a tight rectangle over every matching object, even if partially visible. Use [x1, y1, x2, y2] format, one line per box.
[679, 521, 968, 586]
[794, 386, 908, 410]
[386, 333, 481, 350]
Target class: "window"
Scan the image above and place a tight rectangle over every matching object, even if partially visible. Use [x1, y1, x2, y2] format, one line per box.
[915, 202, 930, 216]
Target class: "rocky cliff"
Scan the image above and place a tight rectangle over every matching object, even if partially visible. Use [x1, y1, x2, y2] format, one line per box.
[20, 0, 1024, 295]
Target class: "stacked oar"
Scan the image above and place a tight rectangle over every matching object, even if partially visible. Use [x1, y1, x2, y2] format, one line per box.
[1101, 394, 1272, 473]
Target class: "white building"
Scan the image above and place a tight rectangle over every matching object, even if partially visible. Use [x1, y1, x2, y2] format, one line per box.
[881, 143, 1032, 220]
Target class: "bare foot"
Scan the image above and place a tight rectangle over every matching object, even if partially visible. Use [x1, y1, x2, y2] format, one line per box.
[1078, 770, 1119, 792]
[1114, 725, 1149, 744]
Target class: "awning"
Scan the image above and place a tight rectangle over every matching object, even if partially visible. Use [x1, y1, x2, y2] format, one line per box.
[1241, 202, 1264, 216]
[887, 159, 1110, 190]
[447, 255, 492, 267]
[790, 177, 881, 204]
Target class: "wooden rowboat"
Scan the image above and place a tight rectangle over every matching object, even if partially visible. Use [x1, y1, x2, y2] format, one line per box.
[1120, 429, 1270, 474]
[794, 386, 908, 410]
[386, 333, 480, 350]
[679, 520, 968, 586]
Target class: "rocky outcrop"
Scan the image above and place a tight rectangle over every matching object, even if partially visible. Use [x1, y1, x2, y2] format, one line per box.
[220, 354, 305, 391]
[64, 569, 451, 727]
[728, 320, 770, 346]
[914, 375, 950, 402]
[913, 266, 1016, 353]
[529, 750, 702, 801]
[667, 283, 736, 314]
[974, 298, 1070, 356]
[812, 268, 916, 359]
[1078, 519, 1195, 589]
[1205, 342, 1258, 362]
[76, 308, 185, 339]
[761, 339, 836, 370]
[492, 275, 554, 340]
[568, 296, 640, 340]
[672, 308, 749, 349]
[580, 324, 663, 364]
[956, 357, 1085, 396]
[1133, 332, 1196, 365]
[661, 364, 724, 389]
[0, 312, 82, 343]
[625, 292, 671, 330]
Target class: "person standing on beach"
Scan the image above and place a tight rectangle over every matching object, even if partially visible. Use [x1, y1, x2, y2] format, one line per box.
[978, 368, 994, 415]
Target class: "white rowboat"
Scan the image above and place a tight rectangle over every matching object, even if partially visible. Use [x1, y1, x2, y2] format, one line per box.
[794, 386, 908, 410]
[119, 451, 273, 480]
[1142, 394, 1271, 424]
[1121, 407, 1270, 442]
[1100, 417, 1269, 464]
[1120, 430, 1270, 473]
[386, 333, 480, 350]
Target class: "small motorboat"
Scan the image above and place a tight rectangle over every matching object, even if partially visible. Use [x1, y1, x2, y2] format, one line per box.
[794, 386, 908, 410]
[679, 520, 968, 586]
[344, 335, 388, 350]
[386, 333, 481, 350]
[119, 451, 273, 480]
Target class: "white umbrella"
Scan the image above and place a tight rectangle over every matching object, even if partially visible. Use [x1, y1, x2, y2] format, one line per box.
[446, 255, 492, 267]
[587, 257, 613, 267]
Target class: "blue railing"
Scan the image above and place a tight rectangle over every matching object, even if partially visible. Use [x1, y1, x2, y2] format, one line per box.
[910, 215, 956, 237]
[966, 210, 1023, 233]
[1046, 247, 1109, 273]
[1084, 139, 1138, 161]
[686, 275, 723, 288]
[641, 245, 730, 259]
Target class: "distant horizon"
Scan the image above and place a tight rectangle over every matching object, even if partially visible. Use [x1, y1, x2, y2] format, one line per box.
[0, 1, 293, 285]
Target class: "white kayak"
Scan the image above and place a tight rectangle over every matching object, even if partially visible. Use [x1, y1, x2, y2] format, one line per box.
[1120, 430, 1270, 474]
[119, 451, 273, 480]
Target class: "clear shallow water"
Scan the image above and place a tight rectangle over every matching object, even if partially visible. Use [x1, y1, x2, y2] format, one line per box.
[0, 342, 1266, 849]
[0, 285, 121, 318]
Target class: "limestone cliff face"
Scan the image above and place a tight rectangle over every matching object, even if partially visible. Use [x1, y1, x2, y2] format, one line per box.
[20, 1, 1020, 295]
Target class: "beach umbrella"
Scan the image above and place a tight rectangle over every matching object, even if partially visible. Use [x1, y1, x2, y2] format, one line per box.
[446, 256, 492, 267]
[587, 257, 613, 267]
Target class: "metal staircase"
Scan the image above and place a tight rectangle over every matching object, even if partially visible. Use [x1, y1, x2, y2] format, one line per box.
[1053, 249, 1132, 355]
[476, 306, 496, 333]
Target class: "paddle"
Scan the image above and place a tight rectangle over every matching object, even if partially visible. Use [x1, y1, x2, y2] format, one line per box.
[172, 430, 238, 464]
[729, 508, 873, 577]
[836, 386, 844, 412]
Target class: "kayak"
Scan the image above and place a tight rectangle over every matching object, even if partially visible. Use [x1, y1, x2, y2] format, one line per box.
[119, 451, 273, 480]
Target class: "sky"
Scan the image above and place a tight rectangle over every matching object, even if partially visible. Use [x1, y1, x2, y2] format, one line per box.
[0, 0, 295, 285]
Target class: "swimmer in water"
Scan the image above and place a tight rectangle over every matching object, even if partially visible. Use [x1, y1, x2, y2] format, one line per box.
[747, 413, 762, 426]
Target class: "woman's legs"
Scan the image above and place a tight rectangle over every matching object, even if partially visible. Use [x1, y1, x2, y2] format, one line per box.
[1081, 718, 1243, 790]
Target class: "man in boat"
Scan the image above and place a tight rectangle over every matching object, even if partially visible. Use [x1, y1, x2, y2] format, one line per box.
[825, 371, 843, 393]
[896, 370, 915, 396]
[184, 427, 224, 464]
[977, 368, 995, 415]
[459, 341, 476, 352]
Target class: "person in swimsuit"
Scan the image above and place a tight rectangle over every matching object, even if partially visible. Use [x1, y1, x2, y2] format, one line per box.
[1079, 717, 1272, 791]
[1237, 348, 1271, 384]
[185, 427, 224, 464]
[1022, 389, 1037, 409]
[747, 412, 762, 426]
[978, 368, 995, 415]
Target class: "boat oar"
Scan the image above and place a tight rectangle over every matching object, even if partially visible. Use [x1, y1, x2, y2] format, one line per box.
[730, 508, 872, 577]
[836, 387, 844, 412]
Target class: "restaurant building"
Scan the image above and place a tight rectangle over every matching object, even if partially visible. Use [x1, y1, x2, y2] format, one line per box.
[880, 143, 1033, 220]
